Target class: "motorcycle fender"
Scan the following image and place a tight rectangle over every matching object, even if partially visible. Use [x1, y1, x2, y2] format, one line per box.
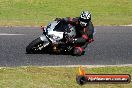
[39, 35, 49, 42]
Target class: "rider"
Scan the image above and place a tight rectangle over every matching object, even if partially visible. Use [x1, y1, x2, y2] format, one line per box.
[55, 11, 94, 55]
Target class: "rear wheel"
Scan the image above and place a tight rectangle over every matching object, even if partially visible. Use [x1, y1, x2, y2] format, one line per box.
[26, 38, 48, 54]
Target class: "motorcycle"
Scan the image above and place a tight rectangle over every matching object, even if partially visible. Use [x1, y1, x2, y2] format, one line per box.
[26, 20, 77, 55]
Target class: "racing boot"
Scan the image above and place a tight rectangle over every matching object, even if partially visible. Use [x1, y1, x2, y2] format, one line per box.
[73, 47, 84, 56]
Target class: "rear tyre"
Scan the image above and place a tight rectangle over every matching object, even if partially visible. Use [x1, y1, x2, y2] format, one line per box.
[26, 38, 45, 54]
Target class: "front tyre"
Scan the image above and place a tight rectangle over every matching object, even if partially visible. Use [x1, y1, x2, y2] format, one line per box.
[26, 38, 44, 54]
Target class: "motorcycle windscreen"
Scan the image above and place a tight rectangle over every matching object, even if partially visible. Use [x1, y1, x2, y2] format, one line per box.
[53, 21, 69, 32]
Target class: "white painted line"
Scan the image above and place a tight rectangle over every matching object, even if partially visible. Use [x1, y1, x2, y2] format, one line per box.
[38, 64, 132, 68]
[120, 24, 132, 26]
[0, 33, 25, 35]
[0, 64, 132, 69]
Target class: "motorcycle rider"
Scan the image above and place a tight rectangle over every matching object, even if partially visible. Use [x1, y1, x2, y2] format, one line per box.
[55, 11, 94, 56]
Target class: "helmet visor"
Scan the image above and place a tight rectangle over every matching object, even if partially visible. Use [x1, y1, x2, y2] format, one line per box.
[80, 21, 87, 27]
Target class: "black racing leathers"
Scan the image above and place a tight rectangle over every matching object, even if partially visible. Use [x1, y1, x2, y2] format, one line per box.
[56, 17, 94, 49]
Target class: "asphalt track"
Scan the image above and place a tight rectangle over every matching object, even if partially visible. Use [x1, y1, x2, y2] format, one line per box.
[0, 26, 132, 67]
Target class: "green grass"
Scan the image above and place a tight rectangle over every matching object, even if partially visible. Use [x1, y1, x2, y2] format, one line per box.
[0, 0, 132, 26]
[0, 66, 132, 88]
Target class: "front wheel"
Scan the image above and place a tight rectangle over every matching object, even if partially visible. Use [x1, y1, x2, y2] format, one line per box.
[26, 38, 47, 54]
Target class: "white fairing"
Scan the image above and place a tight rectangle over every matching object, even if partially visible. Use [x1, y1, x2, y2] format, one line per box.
[67, 25, 76, 37]
[39, 35, 48, 41]
[48, 31, 64, 40]
[44, 21, 76, 42]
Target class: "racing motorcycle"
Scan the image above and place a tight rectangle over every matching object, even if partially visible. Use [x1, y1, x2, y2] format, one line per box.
[26, 20, 77, 55]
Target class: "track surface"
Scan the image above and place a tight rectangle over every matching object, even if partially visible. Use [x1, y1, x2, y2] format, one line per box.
[0, 26, 132, 67]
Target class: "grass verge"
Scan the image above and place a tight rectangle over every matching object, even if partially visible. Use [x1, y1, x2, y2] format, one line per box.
[0, 66, 131, 88]
[0, 0, 132, 26]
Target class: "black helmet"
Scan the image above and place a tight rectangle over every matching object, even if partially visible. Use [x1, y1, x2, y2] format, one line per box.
[79, 11, 91, 27]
